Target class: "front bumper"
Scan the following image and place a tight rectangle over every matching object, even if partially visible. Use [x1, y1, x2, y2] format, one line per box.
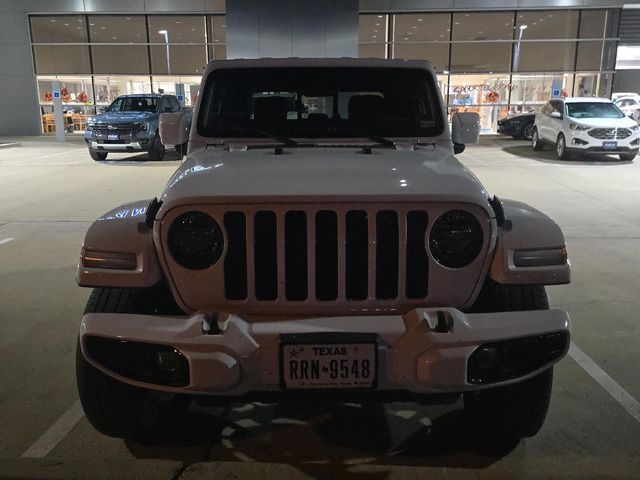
[79, 307, 570, 397]
[568, 129, 640, 154]
[89, 141, 148, 152]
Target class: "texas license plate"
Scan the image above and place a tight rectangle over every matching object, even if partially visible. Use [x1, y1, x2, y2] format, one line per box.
[107, 134, 119, 141]
[603, 141, 617, 150]
[281, 339, 377, 389]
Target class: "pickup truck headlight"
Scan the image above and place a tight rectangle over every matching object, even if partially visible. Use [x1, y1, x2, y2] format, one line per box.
[569, 123, 589, 131]
[137, 122, 150, 132]
[168, 212, 224, 270]
[429, 210, 483, 269]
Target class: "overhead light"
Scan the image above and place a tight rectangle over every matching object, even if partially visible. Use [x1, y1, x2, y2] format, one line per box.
[418, 18, 423, 22]
[519, 25, 528, 30]
[377, 15, 383, 18]
[443, 70, 450, 74]
[158, 29, 168, 34]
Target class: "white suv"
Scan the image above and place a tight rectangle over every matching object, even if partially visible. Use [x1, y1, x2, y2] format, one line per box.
[531, 97, 640, 161]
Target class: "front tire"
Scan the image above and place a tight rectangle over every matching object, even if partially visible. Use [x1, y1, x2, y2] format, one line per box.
[521, 123, 534, 141]
[556, 133, 570, 160]
[76, 287, 189, 442]
[89, 149, 108, 161]
[147, 134, 165, 161]
[465, 281, 553, 440]
[531, 128, 543, 151]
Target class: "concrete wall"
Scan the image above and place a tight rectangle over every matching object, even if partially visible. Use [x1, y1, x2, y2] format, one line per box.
[226, 0, 358, 59]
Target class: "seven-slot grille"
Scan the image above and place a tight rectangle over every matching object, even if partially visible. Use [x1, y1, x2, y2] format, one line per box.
[588, 128, 632, 140]
[222, 209, 430, 302]
[93, 123, 137, 137]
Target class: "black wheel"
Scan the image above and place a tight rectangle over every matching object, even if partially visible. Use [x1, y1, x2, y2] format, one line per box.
[465, 281, 553, 440]
[556, 133, 570, 160]
[89, 149, 108, 161]
[147, 134, 165, 161]
[175, 142, 188, 157]
[76, 287, 189, 442]
[619, 152, 637, 161]
[521, 123, 534, 141]
[531, 127, 543, 151]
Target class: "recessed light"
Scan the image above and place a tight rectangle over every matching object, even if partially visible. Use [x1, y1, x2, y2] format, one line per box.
[377, 15, 383, 18]
[112, 36, 117, 40]
[412, 25, 417, 29]
[418, 18, 423, 22]
[375, 23, 380, 26]
[191, 28, 196, 31]
[404, 37, 409, 40]
[126, 17, 131, 20]
[454, 22, 459, 25]
[50, 19, 56, 22]
[100, 26, 106, 29]
[64, 23, 69, 26]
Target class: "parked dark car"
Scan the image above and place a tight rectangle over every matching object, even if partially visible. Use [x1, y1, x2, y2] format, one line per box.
[498, 112, 536, 140]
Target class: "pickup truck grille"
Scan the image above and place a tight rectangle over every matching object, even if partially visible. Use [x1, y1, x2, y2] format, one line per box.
[222, 209, 430, 302]
[588, 128, 632, 140]
[92, 123, 138, 137]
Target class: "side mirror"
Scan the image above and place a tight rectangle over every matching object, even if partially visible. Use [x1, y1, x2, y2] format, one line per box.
[550, 111, 562, 119]
[159, 112, 189, 146]
[451, 112, 480, 152]
[98, 107, 106, 113]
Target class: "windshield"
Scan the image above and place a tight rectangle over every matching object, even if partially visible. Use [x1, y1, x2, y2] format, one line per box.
[107, 97, 159, 113]
[197, 67, 444, 139]
[566, 102, 625, 119]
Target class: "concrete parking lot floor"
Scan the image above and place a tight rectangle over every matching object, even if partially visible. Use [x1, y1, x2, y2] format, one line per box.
[0, 138, 639, 479]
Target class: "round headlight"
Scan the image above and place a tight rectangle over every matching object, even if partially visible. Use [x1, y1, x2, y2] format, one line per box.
[168, 212, 224, 270]
[429, 210, 483, 269]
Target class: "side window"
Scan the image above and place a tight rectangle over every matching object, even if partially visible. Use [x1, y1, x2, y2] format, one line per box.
[542, 103, 552, 115]
[550, 101, 563, 116]
[160, 97, 171, 112]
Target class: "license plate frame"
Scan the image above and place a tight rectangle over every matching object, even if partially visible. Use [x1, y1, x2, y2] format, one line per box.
[279, 332, 378, 390]
[602, 141, 618, 150]
[107, 133, 119, 141]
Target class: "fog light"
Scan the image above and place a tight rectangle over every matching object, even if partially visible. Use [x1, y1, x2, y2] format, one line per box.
[467, 331, 568, 384]
[84, 336, 189, 387]
[572, 138, 588, 145]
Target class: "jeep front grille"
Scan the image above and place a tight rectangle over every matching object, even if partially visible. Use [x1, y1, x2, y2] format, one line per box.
[588, 128, 632, 140]
[221, 209, 429, 302]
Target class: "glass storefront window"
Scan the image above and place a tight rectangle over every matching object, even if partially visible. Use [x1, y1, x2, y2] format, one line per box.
[577, 41, 604, 71]
[514, 42, 577, 72]
[394, 13, 449, 42]
[452, 12, 514, 41]
[393, 43, 449, 72]
[150, 45, 208, 75]
[359, 14, 388, 43]
[148, 16, 207, 44]
[358, 44, 387, 59]
[509, 74, 574, 112]
[33, 46, 91, 74]
[92, 46, 151, 74]
[89, 15, 146, 43]
[515, 11, 579, 39]
[211, 16, 227, 44]
[93, 76, 152, 106]
[151, 76, 202, 106]
[448, 74, 511, 132]
[451, 43, 512, 73]
[579, 10, 607, 38]
[37, 75, 94, 134]
[30, 16, 88, 43]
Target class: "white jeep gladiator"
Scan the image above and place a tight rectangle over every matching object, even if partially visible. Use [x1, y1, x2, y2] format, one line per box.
[76, 58, 571, 443]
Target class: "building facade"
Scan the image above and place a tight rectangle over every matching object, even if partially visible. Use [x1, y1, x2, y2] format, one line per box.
[0, 0, 634, 136]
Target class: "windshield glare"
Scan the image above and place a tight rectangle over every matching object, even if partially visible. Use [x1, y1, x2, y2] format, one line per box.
[566, 102, 625, 119]
[107, 97, 158, 113]
[197, 67, 444, 140]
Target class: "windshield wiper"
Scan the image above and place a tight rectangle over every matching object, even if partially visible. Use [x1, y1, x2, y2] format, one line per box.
[234, 125, 299, 146]
[338, 128, 396, 148]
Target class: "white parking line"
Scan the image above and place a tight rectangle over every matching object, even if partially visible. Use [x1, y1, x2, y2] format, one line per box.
[0, 238, 15, 245]
[22, 400, 84, 458]
[570, 342, 640, 424]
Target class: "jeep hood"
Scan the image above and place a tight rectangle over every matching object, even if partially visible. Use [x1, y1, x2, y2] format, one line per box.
[158, 146, 492, 215]
[90, 111, 157, 124]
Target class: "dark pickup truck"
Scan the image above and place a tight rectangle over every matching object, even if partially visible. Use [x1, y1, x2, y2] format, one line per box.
[84, 94, 192, 161]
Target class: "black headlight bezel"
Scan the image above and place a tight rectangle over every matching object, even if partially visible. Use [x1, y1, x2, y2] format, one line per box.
[168, 211, 224, 270]
[428, 210, 484, 269]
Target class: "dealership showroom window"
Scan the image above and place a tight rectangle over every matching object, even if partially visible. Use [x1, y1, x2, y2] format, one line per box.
[1, 1, 640, 479]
